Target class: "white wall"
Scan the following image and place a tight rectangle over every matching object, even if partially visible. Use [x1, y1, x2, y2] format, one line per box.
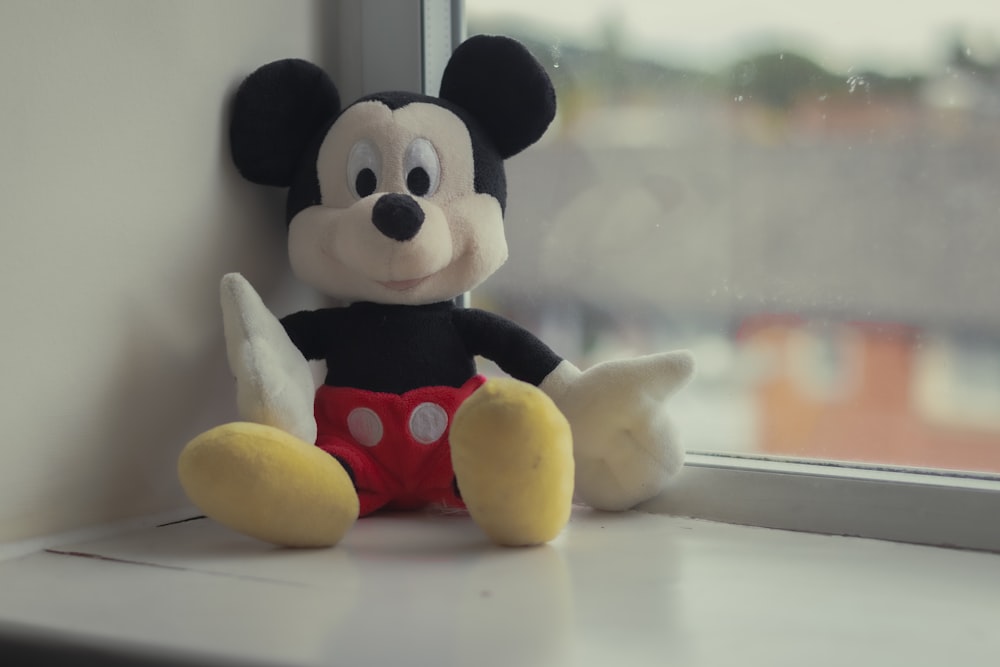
[0, 0, 332, 542]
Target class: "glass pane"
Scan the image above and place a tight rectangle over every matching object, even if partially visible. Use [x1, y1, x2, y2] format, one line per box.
[467, 1, 1000, 474]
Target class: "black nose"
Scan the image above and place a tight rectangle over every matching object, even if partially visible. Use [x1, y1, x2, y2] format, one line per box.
[371, 193, 425, 242]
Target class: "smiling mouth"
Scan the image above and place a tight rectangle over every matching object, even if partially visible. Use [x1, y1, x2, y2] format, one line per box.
[379, 276, 429, 291]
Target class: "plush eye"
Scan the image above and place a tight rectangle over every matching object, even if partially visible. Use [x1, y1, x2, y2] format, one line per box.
[403, 138, 441, 197]
[347, 139, 381, 199]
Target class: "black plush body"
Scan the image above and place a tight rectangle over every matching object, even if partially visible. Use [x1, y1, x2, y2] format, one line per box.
[281, 302, 561, 394]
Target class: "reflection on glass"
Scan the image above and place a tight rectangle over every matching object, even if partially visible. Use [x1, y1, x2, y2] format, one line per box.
[468, 1, 1000, 474]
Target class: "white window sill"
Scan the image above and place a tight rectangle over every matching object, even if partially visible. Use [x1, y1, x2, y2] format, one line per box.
[1, 506, 998, 666]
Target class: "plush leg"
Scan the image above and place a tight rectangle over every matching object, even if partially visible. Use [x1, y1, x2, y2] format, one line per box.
[178, 422, 359, 548]
[450, 379, 574, 547]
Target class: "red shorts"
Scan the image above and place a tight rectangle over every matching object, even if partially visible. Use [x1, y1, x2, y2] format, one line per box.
[313, 375, 487, 516]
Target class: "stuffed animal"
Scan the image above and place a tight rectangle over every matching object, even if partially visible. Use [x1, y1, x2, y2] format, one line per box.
[178, 35, 694, 548]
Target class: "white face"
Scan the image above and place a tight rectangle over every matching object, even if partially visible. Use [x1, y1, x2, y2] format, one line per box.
[287, 101, 507, 305]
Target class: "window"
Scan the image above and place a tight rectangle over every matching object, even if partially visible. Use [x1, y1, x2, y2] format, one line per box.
[462, 0, 1000, 550]
[466, 0, 1000, 476]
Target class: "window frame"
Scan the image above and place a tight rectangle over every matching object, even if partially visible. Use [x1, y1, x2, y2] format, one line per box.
[647, 453, 1000, 552]
[331, 0, 462, 99]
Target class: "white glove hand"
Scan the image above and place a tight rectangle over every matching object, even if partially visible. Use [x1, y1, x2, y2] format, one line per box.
[542, 351, 694, 510]
[220, 273, 317, 444]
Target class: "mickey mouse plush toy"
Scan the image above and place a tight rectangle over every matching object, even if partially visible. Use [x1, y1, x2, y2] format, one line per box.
[178, 35, 694, 548]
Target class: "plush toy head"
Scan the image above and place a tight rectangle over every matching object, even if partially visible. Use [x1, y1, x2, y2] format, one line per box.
[229, 35, 556, 306]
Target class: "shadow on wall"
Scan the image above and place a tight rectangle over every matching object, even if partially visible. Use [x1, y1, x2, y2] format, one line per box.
[73, 84, 316, 526]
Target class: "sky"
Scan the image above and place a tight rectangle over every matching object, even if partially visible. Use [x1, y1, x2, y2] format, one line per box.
[467, 0, 1000, 73]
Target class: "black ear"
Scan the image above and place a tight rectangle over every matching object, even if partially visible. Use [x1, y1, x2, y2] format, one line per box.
[439, 35, 556, 160]
[230, 59, 341, 187]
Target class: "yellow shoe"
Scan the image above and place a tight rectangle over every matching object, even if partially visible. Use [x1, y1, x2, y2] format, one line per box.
[450, 379, 574, 546]
[178, 422, 359, 547]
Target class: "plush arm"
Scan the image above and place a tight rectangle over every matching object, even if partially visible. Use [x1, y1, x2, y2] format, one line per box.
[453, 308, 562, 385]
[539, 352, 695, 511]
[220, 273, 317, 443]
